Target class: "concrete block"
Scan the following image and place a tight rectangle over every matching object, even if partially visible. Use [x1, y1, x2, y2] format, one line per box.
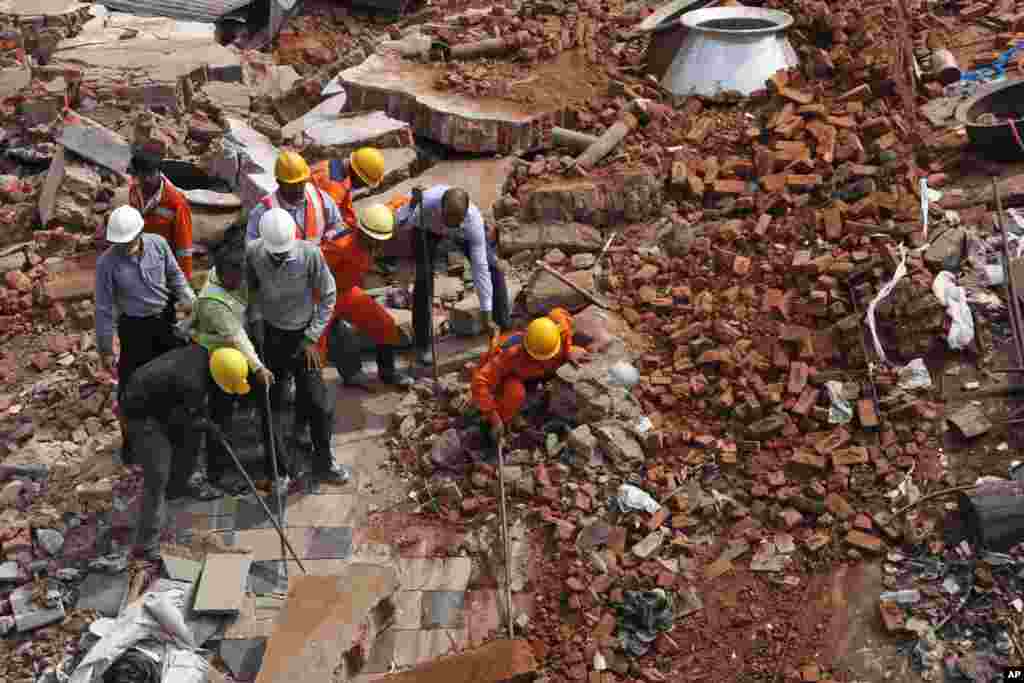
[499, 221, 605, 256]
[396, 557, 472, 591]
[300, 110, 414, 159]
[518, 169, 663, 227]
[59, 112, 131, 174]
[76, 571, 130, 616]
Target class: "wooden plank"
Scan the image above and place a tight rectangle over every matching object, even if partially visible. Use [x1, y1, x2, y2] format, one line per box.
[194, 553, 253, 615]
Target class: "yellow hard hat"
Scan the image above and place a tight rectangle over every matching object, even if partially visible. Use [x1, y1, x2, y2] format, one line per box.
[350, 147, 385, 188]
[274, 151, 311, 184]
[524, 316, 562, 361]
[210, 347, 251, 395]
[357, 203, 394, 241]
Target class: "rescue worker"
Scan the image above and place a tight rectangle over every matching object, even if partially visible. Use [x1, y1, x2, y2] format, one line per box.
[186, 221, 276, 495]
[471, 308, 586, 443]
[310, 147, 386, 230]
[246, 150, 344, 244]
[129, 150, 195, 279]
[246, 151, 344, 405]
[319, 204, 412, 389]
[392, 186, 511, 366]
[95, 206, 194, 463]
[247, 208, 345, 482]
[124, 344, 251, 562]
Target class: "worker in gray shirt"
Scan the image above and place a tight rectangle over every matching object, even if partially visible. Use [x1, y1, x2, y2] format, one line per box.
[96, 206, 195, 464]
[247, 208, 345, 483]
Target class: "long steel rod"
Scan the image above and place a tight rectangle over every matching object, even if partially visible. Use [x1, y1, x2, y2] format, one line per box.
[496, 436, 514, 639]
[214, 431, 307, 573]
[995, 177, 1024, 368]
[263, 384, 287, 571]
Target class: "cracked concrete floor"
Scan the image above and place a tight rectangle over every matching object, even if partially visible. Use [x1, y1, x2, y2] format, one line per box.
[164, 372, 484, 680]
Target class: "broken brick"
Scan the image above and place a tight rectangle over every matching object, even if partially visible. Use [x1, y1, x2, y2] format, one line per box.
[857, 399, 879, 428]
[846, 530, 883, 553]
[814, 427, 851, 455]
[787, 362, 810, 395]
[824, 493, 855, 519]
[792, 387, 820, 416]
[832, 447, 869, 466]
[790, 449, 826, 470]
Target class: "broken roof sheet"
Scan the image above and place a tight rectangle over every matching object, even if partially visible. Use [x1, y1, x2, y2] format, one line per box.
[97, 0, 253, 23]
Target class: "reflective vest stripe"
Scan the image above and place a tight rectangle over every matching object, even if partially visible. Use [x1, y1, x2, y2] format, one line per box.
[261, 184, 325, 242]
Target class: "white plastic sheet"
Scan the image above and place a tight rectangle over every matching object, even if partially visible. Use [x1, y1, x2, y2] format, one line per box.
[70, 585, 199, 683]
[865, 244, 908, 365]
[932, 271, 975, 350]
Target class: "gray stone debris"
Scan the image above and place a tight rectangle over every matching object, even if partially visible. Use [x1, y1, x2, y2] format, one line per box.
[36, 528, 64, 556]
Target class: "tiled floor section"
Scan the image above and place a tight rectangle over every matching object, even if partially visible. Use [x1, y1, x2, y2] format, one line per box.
[165, 383, 494, 677]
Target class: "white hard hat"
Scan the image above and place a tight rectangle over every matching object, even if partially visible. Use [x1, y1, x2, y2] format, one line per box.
[106, 205, 145, 244]
[260, 208, 297, 254]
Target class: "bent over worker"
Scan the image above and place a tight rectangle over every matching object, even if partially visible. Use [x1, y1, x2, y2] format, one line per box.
[393, 185, 511, 366]
[129, 150, 195, 279]
[318, 203, 412, 389]
[125, 345, 251, 562]
[471, 308, 586, 441]
[246, 151, 343, 245]
[247, 208, 344, 483]
[96, 206, 194, 463]
[186, 221, 275, 494]
[310, 147, 387, 230]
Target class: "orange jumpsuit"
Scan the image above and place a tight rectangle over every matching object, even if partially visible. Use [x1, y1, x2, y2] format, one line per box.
[310, 159, 358, 230]
[130, 178, 194, 278]
[316, 232, 401, 362]
[471, 308, 583, 425]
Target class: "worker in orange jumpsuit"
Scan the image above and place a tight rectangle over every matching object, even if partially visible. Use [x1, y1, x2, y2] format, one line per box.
[317, 203, 413, 389]
[309, 147, 387, 231]
[471, 308, 587, 443]
[129, 150, 194, 279]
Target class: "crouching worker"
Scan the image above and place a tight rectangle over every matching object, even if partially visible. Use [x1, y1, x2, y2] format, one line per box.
[123, 346, 251, 562]
[471, 308, 587, 446]
[318, 204, 413, 388]
[188, 221, 276, 495]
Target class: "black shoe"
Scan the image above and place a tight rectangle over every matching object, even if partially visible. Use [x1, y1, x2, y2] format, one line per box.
[313, 461, 352, 484]
[415, 349, 433, 366]
[343, 371, 373, 389]
[381, 370, 413, 388]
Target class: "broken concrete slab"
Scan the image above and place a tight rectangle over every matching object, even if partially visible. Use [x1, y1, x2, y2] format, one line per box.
[948, 403, 992, 439]
[337, 54, 557, 155]
[255, 564, 399, 682]
[205, 118, 281, 208]
[201, 81, 252, 120]
[194, 553, 253, 615]
[520, 268, 599, 316]
[163, 555, 202, 583]
[10, 584, 66, 632]
[220, 638, 267, 681]
[365, 629, 470, 673]
[281, 93, 348, 140]
[517, 168, 663, 227]
[299, 110, 414, 159]
[38, 147, 101, 229]
[303, 526, 354, 560]
[499, 221, 605, 256]
[77, 571, 131, 616]
[52, 13, 241, 115]
[354, 157, 515, 225]
[372, 639, 538, 683]
[59, 112, 132, 175]
[421, 591, 466, 629]
[449, 282, 523, 337]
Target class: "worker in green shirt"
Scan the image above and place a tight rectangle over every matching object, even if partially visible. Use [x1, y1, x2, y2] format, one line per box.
[184, 221, 277, 495]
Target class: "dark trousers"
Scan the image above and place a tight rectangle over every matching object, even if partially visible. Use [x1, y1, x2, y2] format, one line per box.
[130, 415, 198, 552]
[412, 229, 510, 350]
[117, 308, 183, 465]
[327, 318, 399, 381]
[117, 307, 183, 400]
[263, 324, 334, 474]
[206, 382, 237, 480]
